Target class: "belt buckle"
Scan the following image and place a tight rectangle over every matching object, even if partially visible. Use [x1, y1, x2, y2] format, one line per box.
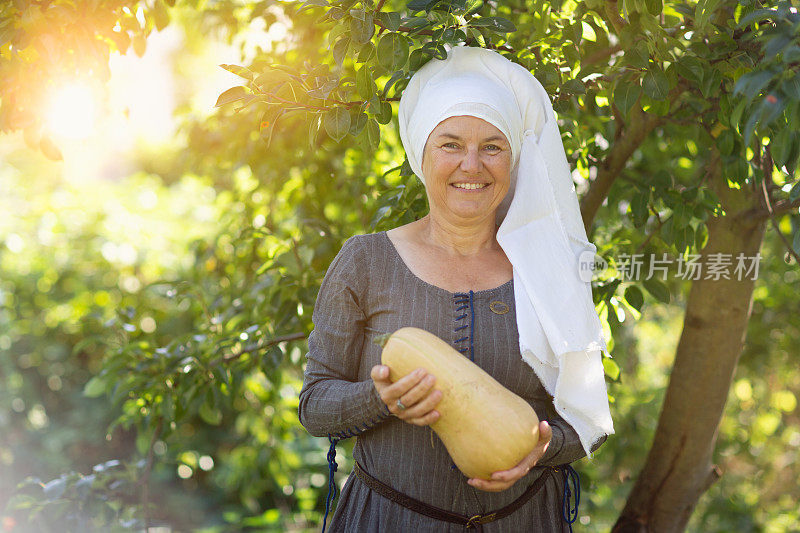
[465, 512, 496, 528]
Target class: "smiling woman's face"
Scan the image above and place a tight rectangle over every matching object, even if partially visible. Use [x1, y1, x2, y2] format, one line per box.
[421, 115, 512, 224]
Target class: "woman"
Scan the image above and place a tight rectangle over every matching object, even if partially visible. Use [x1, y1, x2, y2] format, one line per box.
[299, 46, 614, 532]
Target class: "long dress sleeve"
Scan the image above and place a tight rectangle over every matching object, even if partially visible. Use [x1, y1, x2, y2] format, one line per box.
[533, 394, 607, 466]
[298, 237, 392, 439]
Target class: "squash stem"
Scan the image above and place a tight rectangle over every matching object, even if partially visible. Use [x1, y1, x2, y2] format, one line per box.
[372, 332, 393, 348]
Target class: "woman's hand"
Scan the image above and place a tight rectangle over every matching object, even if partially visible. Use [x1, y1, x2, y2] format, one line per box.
[371, 364, 442, 426]
[467, 421, 553, 492]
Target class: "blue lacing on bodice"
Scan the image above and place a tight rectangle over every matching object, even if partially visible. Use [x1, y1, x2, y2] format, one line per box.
[450, 291, 475, 473]
[452, 291, 475, 362]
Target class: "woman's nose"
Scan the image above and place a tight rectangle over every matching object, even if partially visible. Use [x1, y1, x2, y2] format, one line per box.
[459, 148, 482, 173]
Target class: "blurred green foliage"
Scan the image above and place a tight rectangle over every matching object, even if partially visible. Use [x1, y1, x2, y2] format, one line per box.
[1, 0, 799, 531]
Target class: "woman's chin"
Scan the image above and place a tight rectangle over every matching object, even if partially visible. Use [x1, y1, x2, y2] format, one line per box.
[439, 200, 498, 221]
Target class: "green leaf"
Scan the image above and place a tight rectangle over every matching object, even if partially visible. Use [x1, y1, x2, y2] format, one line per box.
[695, 222, 709, 249]
[783, 72, 800, 100]
[366, 118, 380, 150]
[789, 181, 800, 203]
[645, 0, 662, 15]
[298, 0, 329, 12]
[737, 8, 775, 28]
[327, 6, 346, 20]
[350, 12, 375, 45]
[794, 229, 800, 256]
[332, 36, 350, 67]
[729, 97, 747, 131]
[562, 79, 585, 95]
[260, 108, 283, 148]
[733, 70, 774, 102]
[152, 0, 170, 31]
[39, 136, 63, 161]
[614, 80, 642, 116]
[356, 66, 376, 99]
[349, 111, 368, 136]
[717, 129, 735, 156]
[357, 42, 375, 63]
[43, 477, 67, 499]
[377, 11, 402, 31]
[132, 33, 146, 57]
[382, 70, 407, 98]
[771, 128, 793, 168]
[407, 0, 436, 12]
[308, 114, 322, 147]
[408, 48, 431, 71]
[643, 278, 670, 304]
[624, 285, 644, 311]
[377, 33, 409, 72]
[324, 107, 351, 142]
[678, 225, 694, 254]
[401, 16, 431, 32]
[214, 86, 248, 107]
[631, 191, 650, 227]
[464, 0, 483, 15]
[199, 401, 222, 425]
[625, 43, 650, 69]
[581, 21, 596, 42]
[534, 65, 561, 89]
[376, 101, 393, 125]
[470, 16, 516, 33]
[602, 357, 621, 381]
[83, 376, 107, 398]
[642, 67, 669, 100]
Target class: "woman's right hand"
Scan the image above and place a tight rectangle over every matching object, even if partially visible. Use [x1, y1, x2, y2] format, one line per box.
[371, 365, 443, 426]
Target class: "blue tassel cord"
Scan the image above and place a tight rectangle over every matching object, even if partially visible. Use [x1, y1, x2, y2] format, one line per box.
[560, 464, 581, 532]
[321, 414, 389, 531]
[321, 436, 339, 533]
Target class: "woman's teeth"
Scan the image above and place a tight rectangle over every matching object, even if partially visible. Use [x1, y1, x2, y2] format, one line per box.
[452, 183, 488, 190]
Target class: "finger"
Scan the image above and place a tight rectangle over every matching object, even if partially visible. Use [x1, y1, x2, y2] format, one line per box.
[487, 464, 529, 483]
[467, 478, 511, 492]
[528, 421, 553, 466]
[538, 420, 553, 444]
[405, 408, 441, 427]
[378, 368, 426, 411]
[534, 421, 553, 451]
[370, 364, 390, 382]
[396, 389, 443, 421]
[384, 368, 428, 402]
[398, 374, 438, 408]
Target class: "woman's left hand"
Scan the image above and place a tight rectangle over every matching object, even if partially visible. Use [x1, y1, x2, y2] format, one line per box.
[467, 421, 553, 492]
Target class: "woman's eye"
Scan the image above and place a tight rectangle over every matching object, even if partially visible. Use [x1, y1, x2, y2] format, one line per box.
[484, 144, 501, 151]
[443, 143, 459, 149]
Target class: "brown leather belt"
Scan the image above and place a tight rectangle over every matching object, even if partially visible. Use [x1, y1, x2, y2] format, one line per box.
[352, 461, 554, 529]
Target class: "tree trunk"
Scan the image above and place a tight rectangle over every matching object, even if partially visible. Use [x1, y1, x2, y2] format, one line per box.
[613, 163, 767, 532]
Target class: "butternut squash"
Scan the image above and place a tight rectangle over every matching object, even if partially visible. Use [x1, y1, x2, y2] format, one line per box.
[380, 327, 539, 480]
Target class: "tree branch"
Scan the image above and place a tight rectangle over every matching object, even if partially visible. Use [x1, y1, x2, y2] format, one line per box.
[770, 197, 800, 216]
[603, 0, 628, 34]
[215, 331, 308, 366]
[745, 196, 800, 220]
[580, 107, 661, 235]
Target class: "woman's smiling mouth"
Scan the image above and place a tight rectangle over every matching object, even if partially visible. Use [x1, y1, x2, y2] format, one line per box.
[451, 182, 490, 190]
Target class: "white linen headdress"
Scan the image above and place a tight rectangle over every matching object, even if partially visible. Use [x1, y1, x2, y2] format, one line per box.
[398, 46, 614, 455]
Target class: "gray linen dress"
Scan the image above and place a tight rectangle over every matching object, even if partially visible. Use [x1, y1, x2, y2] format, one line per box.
[298, 231, 604, 532]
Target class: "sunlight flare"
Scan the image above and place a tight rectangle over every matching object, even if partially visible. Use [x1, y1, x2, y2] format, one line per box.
[44, 82, 98, 140]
